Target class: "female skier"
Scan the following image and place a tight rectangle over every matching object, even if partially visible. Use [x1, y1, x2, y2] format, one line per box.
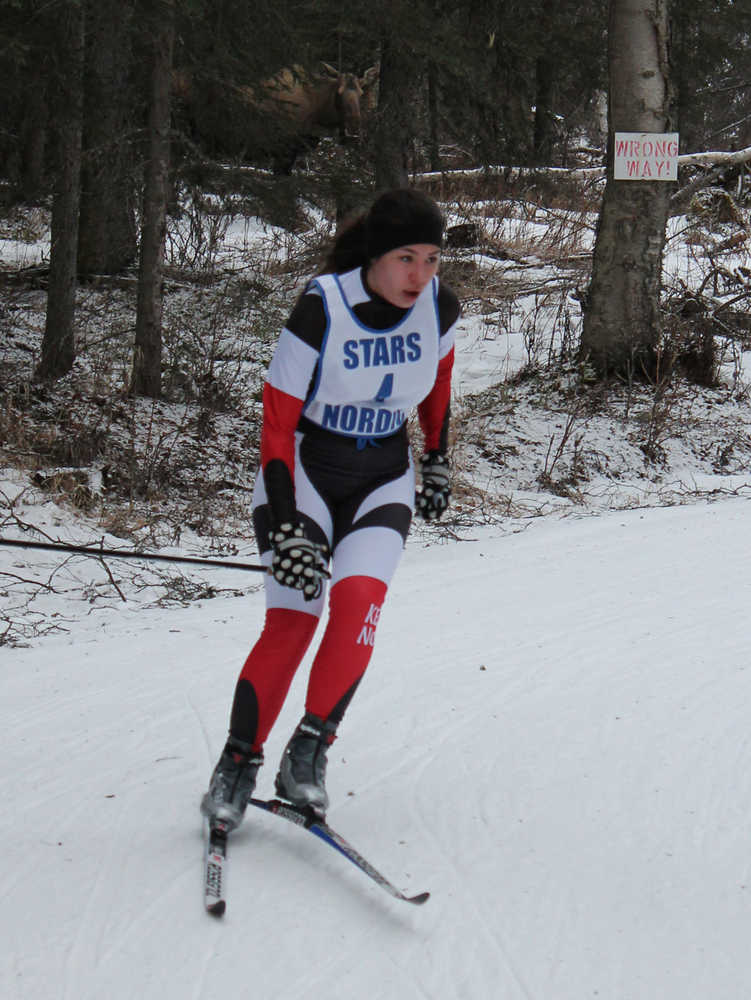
[201, 188, 461, 827]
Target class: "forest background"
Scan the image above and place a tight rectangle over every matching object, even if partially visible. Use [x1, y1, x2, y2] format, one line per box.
[1, 0, 751, 646]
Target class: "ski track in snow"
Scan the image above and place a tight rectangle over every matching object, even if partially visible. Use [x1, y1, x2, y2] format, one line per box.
[4, 498, 751, 998]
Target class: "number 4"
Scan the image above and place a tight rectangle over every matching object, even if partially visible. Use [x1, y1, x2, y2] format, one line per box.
[374, 374, 393, 403]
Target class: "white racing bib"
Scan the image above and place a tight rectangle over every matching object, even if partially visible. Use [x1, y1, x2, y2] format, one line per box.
[303, 270, 440, 439]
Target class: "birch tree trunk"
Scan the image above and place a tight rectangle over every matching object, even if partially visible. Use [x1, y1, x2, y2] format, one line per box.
[37, 1, 84, 382]
[131, 0, 174, 399]
[580, 0, 675, 380]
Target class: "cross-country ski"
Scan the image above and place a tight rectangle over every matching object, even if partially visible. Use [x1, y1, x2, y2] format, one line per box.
[204, 820, 229, 916]
[202, 799, 428, 915]
[248, 798, 429, 905]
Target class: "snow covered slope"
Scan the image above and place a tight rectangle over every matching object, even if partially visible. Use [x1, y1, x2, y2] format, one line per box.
[4, 496, 751, 999]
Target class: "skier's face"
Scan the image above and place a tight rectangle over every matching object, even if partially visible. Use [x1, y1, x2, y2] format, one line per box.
[367, 244, 441, 308]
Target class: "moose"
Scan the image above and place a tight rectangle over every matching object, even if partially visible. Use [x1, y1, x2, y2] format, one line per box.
[174, 62, 378, 174]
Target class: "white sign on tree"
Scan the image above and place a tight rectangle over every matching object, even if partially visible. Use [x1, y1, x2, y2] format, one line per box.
[613, 132, 679, 180]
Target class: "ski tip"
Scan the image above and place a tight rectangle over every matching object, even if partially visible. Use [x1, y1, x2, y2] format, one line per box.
[407, 891, 430, 905]
[206, 899, 226, 917]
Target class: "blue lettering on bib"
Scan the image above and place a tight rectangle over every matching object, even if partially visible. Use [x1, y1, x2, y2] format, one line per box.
[343, 341, 359, 369]
[406, 332, 421, 361]
[321, 403, 405, 435]
[340, 333, 422, 369]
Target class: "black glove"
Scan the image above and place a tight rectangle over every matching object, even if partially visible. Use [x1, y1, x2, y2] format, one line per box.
[415, 451, 451, 521]
[270, 521, 330, 600]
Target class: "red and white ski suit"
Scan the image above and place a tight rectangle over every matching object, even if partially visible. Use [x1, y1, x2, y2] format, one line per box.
[228, 265, 460, 749]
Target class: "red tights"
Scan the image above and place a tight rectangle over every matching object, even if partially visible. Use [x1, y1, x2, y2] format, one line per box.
[232, 575, 388, 751]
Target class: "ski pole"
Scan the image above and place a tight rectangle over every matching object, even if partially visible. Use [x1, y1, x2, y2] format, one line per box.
[0, 536, 268, 573]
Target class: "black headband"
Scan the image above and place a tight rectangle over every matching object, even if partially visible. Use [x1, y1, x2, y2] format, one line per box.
[365, 201, 444, 259]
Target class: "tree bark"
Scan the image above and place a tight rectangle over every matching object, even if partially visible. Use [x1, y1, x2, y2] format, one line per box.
[533, 0, 557, 165]
[37, 1, 85, 382]
[78, 0, 137, 276]
[20, 83, 49, 204]
[580, 0, 675, 380]
[427, 59, 440, 172]
[131, 0, 174, 399]
[372, 6, 418, 190]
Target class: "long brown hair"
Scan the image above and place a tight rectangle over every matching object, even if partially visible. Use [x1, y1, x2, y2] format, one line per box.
[317, 214, 370, 274]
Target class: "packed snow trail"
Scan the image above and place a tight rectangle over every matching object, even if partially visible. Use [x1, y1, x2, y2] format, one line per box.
[3, 498, 751, 999]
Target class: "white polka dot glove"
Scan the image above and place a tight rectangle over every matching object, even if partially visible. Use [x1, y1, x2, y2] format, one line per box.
[270, 521, 330, 600]
[416, 451, 451, 521]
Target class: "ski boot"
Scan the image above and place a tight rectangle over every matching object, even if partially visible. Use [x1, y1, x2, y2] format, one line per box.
[201, 737, 263, 832]
[275, 712, 337, 816]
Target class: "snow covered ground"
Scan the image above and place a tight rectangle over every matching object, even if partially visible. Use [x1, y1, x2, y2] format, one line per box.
[4, 496, 751, 999]
[3, 181, 751, 998]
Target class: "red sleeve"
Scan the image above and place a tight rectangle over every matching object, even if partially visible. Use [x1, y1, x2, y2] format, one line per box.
[417, 346, 454, 453]
[260, 381, 304, 474]
[260, 382, 305, 525]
